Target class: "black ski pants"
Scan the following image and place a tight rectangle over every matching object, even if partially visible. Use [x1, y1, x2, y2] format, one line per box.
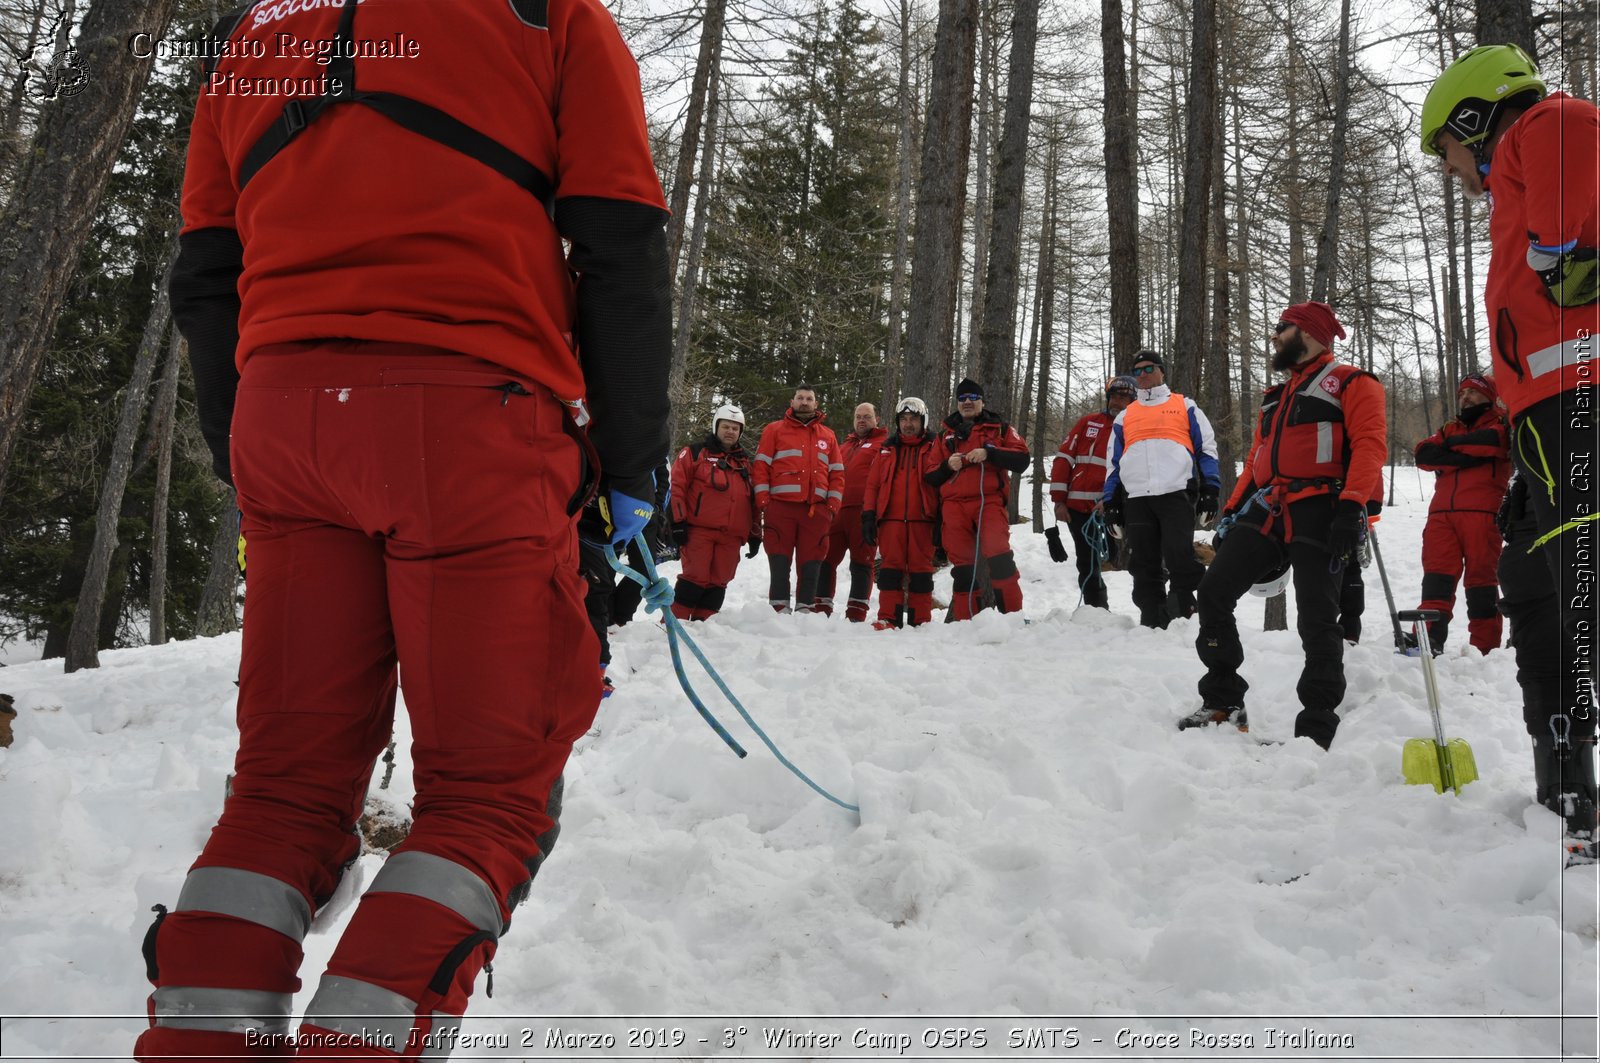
[1196, 497, 1346, 748]
[1066, 509, 1108, 609]
[1125, 491, 1203, 627]
[1339, 561, 1364, 643]
[1508, 391, 1598, 740]
[579, 540, 615, 666]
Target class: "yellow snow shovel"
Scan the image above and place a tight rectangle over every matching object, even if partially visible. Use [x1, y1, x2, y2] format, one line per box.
[1398, 609, 1478, 794]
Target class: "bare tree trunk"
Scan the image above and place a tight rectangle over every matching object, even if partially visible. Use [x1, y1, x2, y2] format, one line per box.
[0, 0, 49, 183]
[964, 1, 996, 372]
[1030, 136, 1060, 532]
[64, 251, 175, 672]
[148, 330, 185, 646]
[1206, 81, 1234, 500]
[1230, 82, 1254, 458]
[0, 0, 179, 505]
[665, 0, 728, 276]
[1475, 0, 1534, 55]
[1101, 0, 1141, 369]
[1284, 11, 1307, 303]
[881, 0, 916, 413]
[975, 0, 1040, 407]
[901, 0, 978, 416]
[1310, 0, 1352, 303]
[1174, 0, 1216, 399]
[669, 53, 721, 441]
[196, 491, 240, 638]
[1460, 196, 1477, 359]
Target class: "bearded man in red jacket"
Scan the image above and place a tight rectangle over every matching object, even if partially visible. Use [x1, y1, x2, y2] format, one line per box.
[752, 385, 845, 612]
[1411, 373, 1511, 655]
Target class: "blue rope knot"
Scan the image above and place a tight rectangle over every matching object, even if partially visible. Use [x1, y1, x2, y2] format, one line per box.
[602, 536, 860, 815]
[638, 574, 674, 614]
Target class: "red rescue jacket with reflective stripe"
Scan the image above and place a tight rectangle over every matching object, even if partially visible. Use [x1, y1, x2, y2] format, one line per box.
[1484, 93, 1600, 418]
[864, 433, 941, 523]
[670, 437, 755, 540]
[1050, 412, 1114, 513]
[927, 411, 1031, 504]
[839, 427, 890, 509]
[1415, 415, 1512, 515]
[1229, 354, 1387, 510]
[175, 0, 666, 404]
[752, 409, 844, 512]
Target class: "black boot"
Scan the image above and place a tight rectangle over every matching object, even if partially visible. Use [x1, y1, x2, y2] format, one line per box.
[1533, 733, 1599, 837]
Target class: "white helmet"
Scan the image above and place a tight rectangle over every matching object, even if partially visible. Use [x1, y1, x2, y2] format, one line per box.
[711, 404, 745, 432]
[895, 396, 928, 424]
[1248, 558, 1292, 598]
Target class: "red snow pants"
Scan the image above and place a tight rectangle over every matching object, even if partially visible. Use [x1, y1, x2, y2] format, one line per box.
[820, 505, 877, 619]
[672, 530, 745, 620]
[1418, 510, 1504, 654]
[760, 500, 833, 610]
[876, 519, 936, 626]
[942, 495, 1023, 620]
[136, 343, 599, 1062]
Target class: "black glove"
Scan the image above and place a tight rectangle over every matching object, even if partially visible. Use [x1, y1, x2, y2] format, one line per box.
[1197, 485, 1220, 522]
[1103, 500, 1123, 528]
[1045, 525, 1068, 563]
[746, 531, 761, 559]
[1496, 476, 1529, 544]
[1325, 498, 1367, 561]
[1528, 243, 1599, 307]
[861, 511, 878, 546]
[670, 521, 690, 546]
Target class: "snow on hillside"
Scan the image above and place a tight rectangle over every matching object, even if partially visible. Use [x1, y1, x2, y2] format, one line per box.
[0, 470, 1594, 1061]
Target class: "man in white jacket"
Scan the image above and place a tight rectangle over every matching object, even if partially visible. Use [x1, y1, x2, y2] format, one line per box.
[1100, 350, 1222, 628]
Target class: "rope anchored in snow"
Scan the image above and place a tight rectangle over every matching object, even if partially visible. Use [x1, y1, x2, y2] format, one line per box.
[603, 535, 860, 815]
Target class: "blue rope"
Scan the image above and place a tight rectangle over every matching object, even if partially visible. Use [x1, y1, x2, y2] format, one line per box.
[603, 536, 860, 815]
[1076, 510, 1111, 607]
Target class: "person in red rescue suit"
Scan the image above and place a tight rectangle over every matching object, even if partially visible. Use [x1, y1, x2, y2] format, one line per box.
[1050, 375, 1137, 609]
[924, 379, 1032, 620]
[1184, 302, 1386, 749]
[140, 0, 671, 1057]
[1425, 44, 1599, 842]
[1410, 373, 1511, 655]
[862, 397, 941, 628]
[752, 385, 846, 612]
[668, 405, 760, 621]
[818, 403, 890, 620]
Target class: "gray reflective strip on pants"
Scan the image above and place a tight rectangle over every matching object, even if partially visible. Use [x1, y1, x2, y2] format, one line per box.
[770, 484, 803, 496]
[774, 449, 804, 460]
[1527, 337, 1595, 379]
[176, 867, 312, 941]
[1316, 421, 1333, 464]
[152, 986, 292, 1034]
[304, 976, 425, 1054]
[369, 851, 504, 935]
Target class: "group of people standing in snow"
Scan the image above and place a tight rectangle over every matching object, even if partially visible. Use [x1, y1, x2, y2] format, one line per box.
[662, 378, 1030, 632]
[132, 5, 1595, 1056]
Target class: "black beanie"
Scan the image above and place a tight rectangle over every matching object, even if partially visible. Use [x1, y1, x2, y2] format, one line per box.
[955, 377, 985, 399]
[1131, 350, 1165, 371]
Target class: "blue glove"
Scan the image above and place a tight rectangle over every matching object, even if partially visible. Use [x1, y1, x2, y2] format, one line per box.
[600, 488, 655, 546]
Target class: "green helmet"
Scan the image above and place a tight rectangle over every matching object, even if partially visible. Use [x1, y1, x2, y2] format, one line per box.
[1421, 44, 1546, 158]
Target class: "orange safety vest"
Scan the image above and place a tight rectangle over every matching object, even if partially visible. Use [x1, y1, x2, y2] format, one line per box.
[1121, 393, 1194, 452]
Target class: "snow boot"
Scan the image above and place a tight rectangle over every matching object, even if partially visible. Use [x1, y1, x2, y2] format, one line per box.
[1178, 705, 1247, 732]
[1533, 733, 1598, 839]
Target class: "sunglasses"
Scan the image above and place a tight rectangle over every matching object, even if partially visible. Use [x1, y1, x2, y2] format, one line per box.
[957, 392, 982, 402]
[1131, 364, 1160, 376]
[1273, 321, 1295, 335]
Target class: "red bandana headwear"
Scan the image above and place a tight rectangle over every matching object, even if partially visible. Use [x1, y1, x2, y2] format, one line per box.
[1280, 301, 1347, 350]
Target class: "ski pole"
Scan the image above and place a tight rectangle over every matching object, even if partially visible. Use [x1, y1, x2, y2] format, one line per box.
[1366, 520, 1406, 653]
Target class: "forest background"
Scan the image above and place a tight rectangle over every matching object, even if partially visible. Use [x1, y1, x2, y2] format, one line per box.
[0, 0, 1590, 668]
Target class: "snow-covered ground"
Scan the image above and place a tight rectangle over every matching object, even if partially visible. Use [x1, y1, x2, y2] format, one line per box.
[1, 469, 1595, 1061]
